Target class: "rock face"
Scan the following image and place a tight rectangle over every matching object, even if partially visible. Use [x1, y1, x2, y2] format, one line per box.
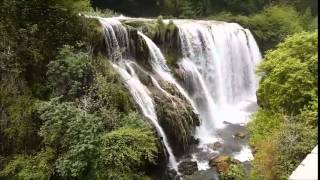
[209, 155, 240, 174]
[234, 132, 246, 139]
[208, 142, 223, 150]
[178, 160, 198, 175]
[165, 168, 180, 180]
[154, 80, 200, 154]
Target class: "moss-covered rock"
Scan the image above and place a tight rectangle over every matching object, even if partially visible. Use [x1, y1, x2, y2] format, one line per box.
[126, 25, 153, 71]
[153, 80, 200, 155]
[208, 155, 241, 174]
[84, 18, 107, 56]
[122, 18, 182, 70]
[129, 62, 153, 86]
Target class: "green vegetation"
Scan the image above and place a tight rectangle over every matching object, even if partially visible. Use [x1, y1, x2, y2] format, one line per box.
[220, 164, 247, 180]
[0, 0, 159, 179]
[247, 31, 318, 180]
[92, 0, 318, 17]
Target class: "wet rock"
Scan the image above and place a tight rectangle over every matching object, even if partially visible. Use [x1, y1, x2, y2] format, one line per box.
[165, 168, 179, 180]
[130, 62, 152, 85]
[174, 67, 186, 81]
[178, 160, 198, 175]
[191, 137, 200, 145]
[209, 155, 231, 173]
[209, 155, 242, 174]
[208, 142, 223, 150]
[154, 83, 200, 154]
[223, 121, 233, 125]
[234, 132, 246, 139]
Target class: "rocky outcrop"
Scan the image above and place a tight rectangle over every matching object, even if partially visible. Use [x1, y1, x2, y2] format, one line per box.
[209, 155, 241, 174]
[178, 160, 198, 175]
[208, 142, 223, 150]
[122, 18, 182, 70]
[126, 26, 153, 70]
[153, 80, 200, 154]
[234, 132, 246, 139]
[129, 62, 152, 86]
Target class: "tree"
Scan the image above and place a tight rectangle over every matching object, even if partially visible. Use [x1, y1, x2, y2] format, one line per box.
[257, 31, 318, 114]
[248, 31, 318, 179]
[47, 45, 93, 99]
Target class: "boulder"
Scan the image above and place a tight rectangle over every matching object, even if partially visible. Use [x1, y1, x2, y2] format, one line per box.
[166, 168, 179, 180]
[190, 137, 200, 145]
[209, 155, 242, 174]
[178, 160, 198, 175]
[234, 132, 246, 139]
[209, 155, 231, 174]
[208, 142, 223, 150]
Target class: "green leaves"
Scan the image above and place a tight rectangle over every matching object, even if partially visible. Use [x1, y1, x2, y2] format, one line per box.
[248, 31, 318, 179]
[34, 98, 158, 179]
[98, 126, 157, 179]
[257, 31, 318, 114]
[47, 45, 93, 99]
[0, 149, 56, 180]
[36, 98, 103, 177]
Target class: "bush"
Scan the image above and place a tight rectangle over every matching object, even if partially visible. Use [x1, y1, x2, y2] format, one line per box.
[257, 31, 318, 114]
[247, 31, 318, 180]
[273, 122, 317, 179]
[47, 46, 93, 99]
[98, 126, 157, 179]
[247, 109, 283, 146]
[36, 98, 103, 177]
[220, 164, 247, 180]
[0, 149, 55, 180]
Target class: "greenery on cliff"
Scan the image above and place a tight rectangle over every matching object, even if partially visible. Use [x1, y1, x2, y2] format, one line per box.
[0, 0, 159, 179]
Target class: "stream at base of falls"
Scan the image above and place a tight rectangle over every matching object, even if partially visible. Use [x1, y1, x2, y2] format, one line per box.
[98, 16, 262, 179]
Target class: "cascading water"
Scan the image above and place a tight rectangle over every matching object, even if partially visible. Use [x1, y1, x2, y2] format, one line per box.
[138, 32, 196, 110]
[113, 61, 178, 169]
[98, 16, 262, 176]
[99, 18, 178, 170]
[175, 20, 261, 139]
[174, 20, 261, 165]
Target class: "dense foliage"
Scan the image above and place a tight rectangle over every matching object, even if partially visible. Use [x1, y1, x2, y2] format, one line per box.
[0, 0, 159, 179]
[92, 0, 318, 17]
[247, 31, 318, 180]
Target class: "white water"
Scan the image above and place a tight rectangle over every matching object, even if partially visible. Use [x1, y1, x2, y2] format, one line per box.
[99, 18, 178, 170]
[174, 20, 261, 164]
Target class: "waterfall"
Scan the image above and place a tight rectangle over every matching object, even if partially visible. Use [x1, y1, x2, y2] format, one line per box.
[98, 16, 262, 172]
[113, 61, 178, 169]
[174, 20, 262, 146]
[99, 18, 178, 170]
[138, 32, 197, 111]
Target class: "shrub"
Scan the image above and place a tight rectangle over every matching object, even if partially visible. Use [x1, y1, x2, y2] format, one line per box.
[257, 31, 318, 114]
[47, 46, 93, 99]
